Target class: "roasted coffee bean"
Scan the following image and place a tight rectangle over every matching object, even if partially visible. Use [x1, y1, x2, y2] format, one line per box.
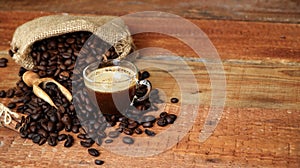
[66, 37, 75, 44]
[8, 50, 14, 57]
[18, 67, 27, 77]
[95, 137, 103, 146]
[171, 97, 179, 103]
[86, 138, 95, 145]
[64, 135, 74, 147]
[105, 139, 113, 144]
[142, 115, 156, 123]
[7, 102, 16, 109]
[97, 131, 107, 139]
[145, 129, 156, 136]
[142, 122, 153, 128]
[65, 124, 72, 132]
[47, 121, 55, 132]
[159, 112, 168, 118]
[59, 71, 70, 80]
[40, 121, 48, 131]
[141, 71, 150, 79]
[157, 117, 168, 127]
[20, 130, 28, 138]
[77, 133, 87, 139]
[116, 127, 123, 133]
[71, 125, 79, 133]
[27, 133, 35, 139]
[32, 134, 41, 144]
[39, 137, 47, 146]
[56, 122, 65, 132]
[80, 141, 93, 148]
[38, 129, 49, 138]
[122, 136, 134, 144]
[29, 125, 37, 133]
[30, 113, 41, 121]
[166, 114, 177, 124]
[6, 89, 15, 98]
[88, 148, 100, 157]
[95, 159, 104, 165]
[127, 121, 138, 129]
[108, 131, 120, 138]
[61, 114, 71, 125]
[50, 133, 58, 138]
[0, 90, 6, 98]
[57, 134, 68, 141]
[123, 128, 133, 135]
[47, 136, 57, 146]
[134, 127, 143, 134]
[0, 58, 8, 63]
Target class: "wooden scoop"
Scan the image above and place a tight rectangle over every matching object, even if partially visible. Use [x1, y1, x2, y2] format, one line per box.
[22, 71, 72, 109]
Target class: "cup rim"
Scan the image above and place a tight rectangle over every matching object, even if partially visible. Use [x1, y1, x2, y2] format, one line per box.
[83, 59, 138, 84]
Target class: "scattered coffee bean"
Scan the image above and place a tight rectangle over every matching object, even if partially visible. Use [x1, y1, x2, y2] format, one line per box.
[145, 129, 156, 136]
[7, 102, 16, 109]
[166, 114, 177, 124]
[108, 131, 120, 138]
[159, 112, 168, 118]
[142, 115, 156, 123]
[0, 90, 6, 98]
[105, 139, 113, 144]
[0, 58, 8, 63]
[95, 159, 104, 165]
[157, 117, 168, 127]
[77, 133, 87, 139]
[57, 134, 68, 141]
[88, 148, 100, 157]
[80, 141, 93, 148]
[141, 71, 150, 80]
[123, 128, 133, 135]
[171, 97, 179, 103]
[71, 125, 79, 133]
[123, 136, 134, 144]
[6, 89, 15, 98]
[64, 135, 74, 147]
[39, 137, 47, 146]
[127, 121, 138, 129]
[142, 122, 153, 128]
[134, 127, 143, 134]
[32, 134, 41, 144]
[47, 136, 57, 146]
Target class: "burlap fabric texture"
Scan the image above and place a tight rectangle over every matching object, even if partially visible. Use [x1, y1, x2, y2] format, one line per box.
[10, 15, 134, 70]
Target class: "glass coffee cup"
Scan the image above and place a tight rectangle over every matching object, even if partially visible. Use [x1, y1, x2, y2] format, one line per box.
[83, 60, 151, 115]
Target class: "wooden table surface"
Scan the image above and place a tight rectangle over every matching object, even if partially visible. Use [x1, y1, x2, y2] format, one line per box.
[0, 1, 299, 167]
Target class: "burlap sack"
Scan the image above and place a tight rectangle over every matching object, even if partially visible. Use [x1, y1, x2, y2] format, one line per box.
[10, 15, 134, 70]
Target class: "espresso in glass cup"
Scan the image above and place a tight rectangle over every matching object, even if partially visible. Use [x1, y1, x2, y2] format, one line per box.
[83, 60, 151, 115]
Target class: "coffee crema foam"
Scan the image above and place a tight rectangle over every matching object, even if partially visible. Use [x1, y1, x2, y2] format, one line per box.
[85, 66, 136, 93]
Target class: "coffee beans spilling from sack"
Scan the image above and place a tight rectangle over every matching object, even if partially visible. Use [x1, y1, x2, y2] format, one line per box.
[0, 15, 178, 166]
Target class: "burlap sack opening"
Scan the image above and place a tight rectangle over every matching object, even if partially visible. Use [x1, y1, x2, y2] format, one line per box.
[10, 15, 134, 70]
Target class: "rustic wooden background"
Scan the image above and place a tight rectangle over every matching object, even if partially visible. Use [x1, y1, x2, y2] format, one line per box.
[0, 0, 299, 167]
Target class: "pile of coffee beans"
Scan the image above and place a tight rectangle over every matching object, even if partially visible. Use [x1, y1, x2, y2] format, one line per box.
[2, 31, 179, 166]
[29, 31, 118, 92]
[0, 58, 8, 68]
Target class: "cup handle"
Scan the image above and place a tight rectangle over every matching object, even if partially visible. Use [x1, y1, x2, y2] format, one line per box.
[131, 80, 152, 105]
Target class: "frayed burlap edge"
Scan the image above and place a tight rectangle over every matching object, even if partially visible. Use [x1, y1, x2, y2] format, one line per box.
[10, 15, 134, 70]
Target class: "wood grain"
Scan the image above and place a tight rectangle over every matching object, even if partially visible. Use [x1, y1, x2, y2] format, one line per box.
[0, 0, 299, 23]
[0, 8, 299, 168]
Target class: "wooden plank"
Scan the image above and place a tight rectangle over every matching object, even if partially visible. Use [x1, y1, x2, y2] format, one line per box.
[0, 0, 299, 23]
[0, 11, 299, 62]
[0, 55, 299, 167]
